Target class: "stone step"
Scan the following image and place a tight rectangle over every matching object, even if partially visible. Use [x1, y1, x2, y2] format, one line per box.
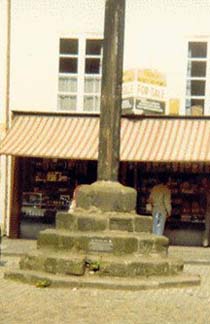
[37, 229, 169, 256]
[19, 250, 184, 277]
[56, 211, 152, 233]
[4, 269, 201, 290]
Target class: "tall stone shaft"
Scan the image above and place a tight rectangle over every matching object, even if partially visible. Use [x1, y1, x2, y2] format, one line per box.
[97, 0, 125, 181]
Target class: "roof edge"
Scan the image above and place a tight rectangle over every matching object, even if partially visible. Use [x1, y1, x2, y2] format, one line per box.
[11, 110, 210, 121]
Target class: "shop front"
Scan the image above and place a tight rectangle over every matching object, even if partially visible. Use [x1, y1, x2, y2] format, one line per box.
[124, 161, 208, 246]
[14, 157, 97, 238]
[1, 111, 210, 245]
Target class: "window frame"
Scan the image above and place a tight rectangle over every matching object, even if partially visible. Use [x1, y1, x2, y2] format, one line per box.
[58, 35, 103, 113]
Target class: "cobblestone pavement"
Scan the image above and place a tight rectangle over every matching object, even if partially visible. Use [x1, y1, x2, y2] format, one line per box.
[0, 254, 210, 324]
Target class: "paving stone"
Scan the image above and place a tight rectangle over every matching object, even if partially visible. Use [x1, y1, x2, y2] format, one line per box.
[0, 254, 208, 324]
[2, 239, 210, 323]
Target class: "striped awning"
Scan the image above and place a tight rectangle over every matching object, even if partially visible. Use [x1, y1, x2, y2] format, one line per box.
[1, 113, 210, 162]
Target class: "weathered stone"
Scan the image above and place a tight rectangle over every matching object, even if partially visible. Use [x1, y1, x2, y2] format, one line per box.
[134, 216, 152, 233]
[56, 212, 77, 231]
[37, 230, 58, 250]
[109, 217, 133, 232]
[152, 236, 169, 257]
[138, 239, 154, 255]
[56, 258, 86, 276]
[20, 254, 45, 271]
[77, 216, 107, 232]
[111, 237, 138, 255]
[96, 258, 184, 277]
[167, 258, 184, 275]
[77, 181, 137, 212]
[4, 269, 201, 289]
[37, 228, 170, 258]
[138, 235, 168, 256]
[44, 257, 57, 273]
[20, 253, 86, 276]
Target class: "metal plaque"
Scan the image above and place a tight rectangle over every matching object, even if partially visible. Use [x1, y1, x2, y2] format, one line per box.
[88, 238, 113, 253]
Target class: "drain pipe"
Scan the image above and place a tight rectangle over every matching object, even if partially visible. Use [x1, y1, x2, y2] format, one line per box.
[3, 0, 11, 236]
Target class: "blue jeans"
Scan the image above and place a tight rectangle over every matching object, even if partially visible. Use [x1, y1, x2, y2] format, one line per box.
[153, 212, 166, 235]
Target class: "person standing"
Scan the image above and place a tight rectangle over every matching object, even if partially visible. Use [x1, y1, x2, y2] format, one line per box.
[69, 184, 81, 213]
[148, 175, 172, 236]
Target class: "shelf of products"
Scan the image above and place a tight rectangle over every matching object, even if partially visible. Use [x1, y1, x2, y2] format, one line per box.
[20, 159, 75, 222]
[138, 173, 207, 226]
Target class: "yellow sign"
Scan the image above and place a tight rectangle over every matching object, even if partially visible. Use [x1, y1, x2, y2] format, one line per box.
[169, 99, 180, 115]
[123, 68, 167, 86]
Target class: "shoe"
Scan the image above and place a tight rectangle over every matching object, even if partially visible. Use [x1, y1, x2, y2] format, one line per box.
[203, 238, 209, 247]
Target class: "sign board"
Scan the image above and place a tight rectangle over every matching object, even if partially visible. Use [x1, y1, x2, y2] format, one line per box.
[88, 238, 114, 253]
[122, 68, 166, 115]
[136, 98, 165, 114]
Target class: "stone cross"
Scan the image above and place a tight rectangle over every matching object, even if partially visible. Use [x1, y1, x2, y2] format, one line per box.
[97, 0, 125, 181]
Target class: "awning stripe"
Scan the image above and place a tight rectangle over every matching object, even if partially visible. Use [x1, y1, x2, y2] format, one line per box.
[137, 119, 155, 160]
[1, 114, 210, 162]
[157, 120, 173, 161]
[171, 120, 184, 161]
[150, 119, 166, 161]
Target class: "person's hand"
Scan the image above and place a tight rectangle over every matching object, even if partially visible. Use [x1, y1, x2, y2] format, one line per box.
[166, 212, 171, 218]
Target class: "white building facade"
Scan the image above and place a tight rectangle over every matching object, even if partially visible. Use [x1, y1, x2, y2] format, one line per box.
[2, 0, 210, 233]
[2, 1, 210, 117]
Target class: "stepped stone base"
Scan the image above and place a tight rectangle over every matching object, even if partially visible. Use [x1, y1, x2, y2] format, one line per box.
[4, 182, 201, 289]
[56, 210, 152, 233]
[18, 250, 184, 277]
[4, 269, 200, 290]
[37, 229, 169, 257]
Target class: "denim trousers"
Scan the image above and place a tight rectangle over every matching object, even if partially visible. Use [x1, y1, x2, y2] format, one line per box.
[203, 212, 210, 244]
[152, 211, 166, 235]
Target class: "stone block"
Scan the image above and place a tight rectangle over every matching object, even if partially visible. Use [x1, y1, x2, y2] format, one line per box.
[152, 236, 169, 256]
[138, 235, 168, 256]
[37, 230, 58, 250]
[56, 212, 77, 230]
[56, 258, 86, 276]
[138, 239, 154, 255]
[20, 253, 86, 276]
[111, 237, 138, 255]
[44, 257, 57, 273]
[109, 217, 133, 232]
[20, 254, 45, 271]
[77, 216, 107, 232]
[134, 216, 152, 233]
[57, 235, 91, 252]
[97, 258, 183, 277]
[77, 181, 137, 212]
